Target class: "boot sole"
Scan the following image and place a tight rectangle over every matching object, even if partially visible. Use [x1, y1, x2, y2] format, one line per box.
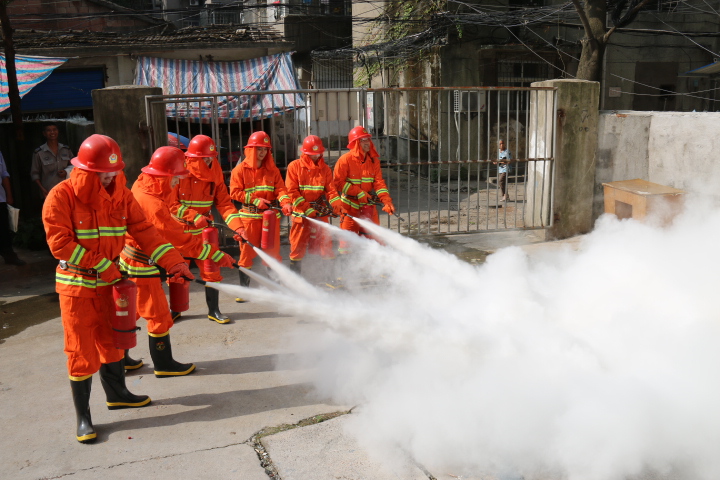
[77, 432, 97, 443]
[154, 364, 196, 378]
[124, 361, 143, 371]
[106, 397, 152, 410]
[209, 315, 230, 324]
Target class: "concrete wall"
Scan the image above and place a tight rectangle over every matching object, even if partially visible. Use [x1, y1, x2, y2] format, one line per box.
[531, 79, 600, 240]
[92, 86, 166, 186]
[594, 111, 720, 218]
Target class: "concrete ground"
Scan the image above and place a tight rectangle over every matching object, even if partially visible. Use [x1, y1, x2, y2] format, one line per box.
[0, 230, 578, 480]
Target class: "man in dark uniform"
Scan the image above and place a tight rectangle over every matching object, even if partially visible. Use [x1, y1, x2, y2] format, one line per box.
[31, 123, 74, 199]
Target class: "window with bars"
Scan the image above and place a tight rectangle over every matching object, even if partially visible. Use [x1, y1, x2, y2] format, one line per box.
[311, 56, 353, 88]
[497, 59, 554, 87]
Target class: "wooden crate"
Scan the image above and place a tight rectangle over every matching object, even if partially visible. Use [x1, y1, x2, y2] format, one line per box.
[602, 179, 685, 222]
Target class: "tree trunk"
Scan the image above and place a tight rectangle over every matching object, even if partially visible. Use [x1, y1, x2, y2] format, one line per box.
[573, 0, 607, 82]
[0, 1, 24, 141]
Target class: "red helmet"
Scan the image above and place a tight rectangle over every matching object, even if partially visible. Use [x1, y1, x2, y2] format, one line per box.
[71, 134, 124, 173]
[142, 147, 189, 177]
[185, 135, 218, 158]
[347, 126, 372, 148]
[246, 131, 272, 149]
[302, 135, 325, 155]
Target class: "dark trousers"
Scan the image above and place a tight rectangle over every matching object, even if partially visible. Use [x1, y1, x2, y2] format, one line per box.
[498, 172, 508, 197]
[0, 201, 14, 255]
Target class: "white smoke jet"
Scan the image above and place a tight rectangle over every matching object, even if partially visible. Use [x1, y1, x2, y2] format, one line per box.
[255, 196, 720, 480]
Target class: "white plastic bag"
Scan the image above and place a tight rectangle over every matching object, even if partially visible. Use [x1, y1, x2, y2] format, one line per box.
[7, 204, 19, 232]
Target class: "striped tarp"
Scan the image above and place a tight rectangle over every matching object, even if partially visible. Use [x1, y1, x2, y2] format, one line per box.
[134, 52, 304, 124]
[0, 54, 67, 113]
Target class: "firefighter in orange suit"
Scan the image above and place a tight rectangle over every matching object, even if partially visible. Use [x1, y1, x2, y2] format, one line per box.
[333, 126, 395, 255]
[41, 134, 193, 444]
[229, 131, 292, 300]
[120, 147, 236, 377]
[285, 135, 342, 275]
[170, 135, 245, 324]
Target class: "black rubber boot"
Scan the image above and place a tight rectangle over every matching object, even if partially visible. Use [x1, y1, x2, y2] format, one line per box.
[123, 349, 143, 371]
[206, 286, 230, 324]
[235, 268, 251, 303]
[289, 259, 302, 275]
[99, 360, 151, 410]
[149, 333, 196, 378]
[70, 377, 96, 443]
[170, 311, 182, 322]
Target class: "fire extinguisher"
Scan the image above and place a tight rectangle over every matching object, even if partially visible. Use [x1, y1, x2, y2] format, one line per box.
[112, 279, 139, 349]
[261, 209, 277, 250]
[202, 226, 220, 274]
[169, 281, 190, 313]
[359, 203, 376, 221]
[307, 224, 320, 255]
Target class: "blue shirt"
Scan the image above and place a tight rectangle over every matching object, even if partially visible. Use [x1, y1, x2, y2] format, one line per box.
[0, 152, 9, 203]
[498, 148, 512, 174]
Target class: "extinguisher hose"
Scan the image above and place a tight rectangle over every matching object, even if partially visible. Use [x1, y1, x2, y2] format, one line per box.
[210, 221, 259, 249]
[119, 269, 209, 287]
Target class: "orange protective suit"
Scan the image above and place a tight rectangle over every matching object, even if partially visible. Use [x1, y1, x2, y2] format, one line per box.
[229, 147, 291, 267]
[42, 169, 184, 378]
[120, 173, 227, 334]
[285, 154, 340, 260]
[170, 155, 243, 282]
[333, 140, 392, 254]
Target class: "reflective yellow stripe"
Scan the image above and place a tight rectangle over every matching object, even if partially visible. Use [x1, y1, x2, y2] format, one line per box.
[300, 185, 324, 191]
[376, 188, 389, 195]
[69, 245, 86, 265]
[148, 330, 169, 338]
[118, 259, 160, 277]
[75, 229, 99, 239]
[224, 213, 242, 224]
[181, 200, 213, 207]
[94, 258, 112, 273]
[197, 244, 212, 261]
[69, 374, 93, 381]
[56, 272, 97, 289]
[341, 196, 361, 209]
[211, 250, 224, 262]
[150, 243, 174, 263]
[98, 226, 127, 236]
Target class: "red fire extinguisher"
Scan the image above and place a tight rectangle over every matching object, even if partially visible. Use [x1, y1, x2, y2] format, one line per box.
[112, 279, 139, 349]
[202, 226, 220, 274]
[359, 203, 376, 221]
[307, 224, 320, 255]
[169, 281, 190, 313]
[261, 209, 277, 250]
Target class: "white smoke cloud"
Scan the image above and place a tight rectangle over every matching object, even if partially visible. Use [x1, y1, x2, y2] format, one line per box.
[224, 197, 720, 479]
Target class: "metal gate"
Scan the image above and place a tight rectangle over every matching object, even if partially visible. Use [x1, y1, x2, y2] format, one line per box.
[145, 87, 556, 237]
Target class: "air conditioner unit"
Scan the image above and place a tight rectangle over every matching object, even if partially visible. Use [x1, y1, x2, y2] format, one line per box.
[453, 90, 486, 113]
[189, 0, 199, 6]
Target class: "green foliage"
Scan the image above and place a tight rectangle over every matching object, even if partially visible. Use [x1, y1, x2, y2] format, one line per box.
[355, 0, 445, 87]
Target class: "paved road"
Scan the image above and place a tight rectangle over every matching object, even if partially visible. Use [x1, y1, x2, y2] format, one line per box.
[0, 230, 556, 480]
